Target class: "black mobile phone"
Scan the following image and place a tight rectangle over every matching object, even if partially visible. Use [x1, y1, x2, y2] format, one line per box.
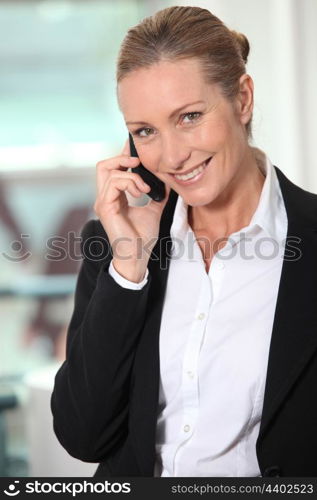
[128, 133, 165, 202]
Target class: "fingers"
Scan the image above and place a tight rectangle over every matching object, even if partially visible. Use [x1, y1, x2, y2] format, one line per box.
[96, 154, 140, 196]
[106, 170, 150, 192]
[95, 176, 150, 212]
[96, 155, 140, 173]
[96, 170, 150, 211]
[105, 178, 148, 205]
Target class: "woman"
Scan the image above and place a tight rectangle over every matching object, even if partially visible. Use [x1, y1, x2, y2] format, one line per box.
[51, 6, 317, 477]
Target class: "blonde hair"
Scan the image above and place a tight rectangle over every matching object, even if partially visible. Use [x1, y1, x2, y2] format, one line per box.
[117, 6, 252, 137]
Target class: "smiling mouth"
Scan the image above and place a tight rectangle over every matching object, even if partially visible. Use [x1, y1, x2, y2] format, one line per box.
[172, 157, 212, 181]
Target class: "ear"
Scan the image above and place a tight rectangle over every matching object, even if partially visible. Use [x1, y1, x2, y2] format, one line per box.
[235, 74, 254, 126]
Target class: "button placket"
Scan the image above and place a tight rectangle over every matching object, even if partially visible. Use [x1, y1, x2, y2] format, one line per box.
[209, 256, 227, 302]
[174, 267, 210, 475]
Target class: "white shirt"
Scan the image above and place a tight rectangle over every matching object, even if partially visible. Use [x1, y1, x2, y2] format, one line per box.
[108, 149, 288, 477]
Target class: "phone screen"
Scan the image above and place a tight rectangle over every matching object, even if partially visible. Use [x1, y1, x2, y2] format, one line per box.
[128, 133, 165, 202]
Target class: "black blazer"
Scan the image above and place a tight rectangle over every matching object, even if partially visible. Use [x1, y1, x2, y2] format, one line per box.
[51, 166, 317, 477]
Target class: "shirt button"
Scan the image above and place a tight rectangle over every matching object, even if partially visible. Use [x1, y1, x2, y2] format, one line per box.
[187, 371, 194, 379]
[217, 262, 225, 269]
[183, 424, 191, 433]
[197, 313, 205, 320]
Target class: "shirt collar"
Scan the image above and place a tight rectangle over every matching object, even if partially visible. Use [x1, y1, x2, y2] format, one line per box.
[247, 147, 287, 242]
[170, 147, 287, 243]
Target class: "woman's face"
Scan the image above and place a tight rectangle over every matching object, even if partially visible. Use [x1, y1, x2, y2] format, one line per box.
[118, 58, 253, 207]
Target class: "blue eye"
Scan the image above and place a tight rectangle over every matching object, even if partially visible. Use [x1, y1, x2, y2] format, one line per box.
[132, 111, 202, 138]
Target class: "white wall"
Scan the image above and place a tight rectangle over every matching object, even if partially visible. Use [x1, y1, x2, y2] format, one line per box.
[160, 0, 317, 192]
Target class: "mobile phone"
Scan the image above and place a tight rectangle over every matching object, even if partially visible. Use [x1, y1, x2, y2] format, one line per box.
[128, 133, 165, 202]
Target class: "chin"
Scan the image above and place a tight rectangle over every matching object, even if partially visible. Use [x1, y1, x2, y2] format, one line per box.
[181, 188, 219, 208]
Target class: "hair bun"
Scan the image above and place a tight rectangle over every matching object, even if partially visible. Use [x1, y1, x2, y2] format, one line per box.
[230, 30, 250, 64]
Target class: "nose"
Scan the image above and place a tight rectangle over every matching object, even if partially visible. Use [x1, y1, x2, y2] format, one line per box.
[159, 130, 191, 172]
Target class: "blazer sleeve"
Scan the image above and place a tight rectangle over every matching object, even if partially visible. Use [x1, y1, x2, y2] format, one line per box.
[50, 219, 152, 462]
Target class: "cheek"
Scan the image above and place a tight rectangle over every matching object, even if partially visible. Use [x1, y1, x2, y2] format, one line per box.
[138, 148, 159, 173]
[200, 117, 234, 149]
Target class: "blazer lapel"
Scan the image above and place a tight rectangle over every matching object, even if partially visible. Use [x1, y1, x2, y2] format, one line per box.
[130, 189, 178, 475]
[258, 167, 317, 441]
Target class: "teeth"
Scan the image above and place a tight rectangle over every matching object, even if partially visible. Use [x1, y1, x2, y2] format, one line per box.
[174, 160, 208, 181]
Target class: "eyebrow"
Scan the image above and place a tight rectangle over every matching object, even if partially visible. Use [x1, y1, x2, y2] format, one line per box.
[125, 100, 205, 126]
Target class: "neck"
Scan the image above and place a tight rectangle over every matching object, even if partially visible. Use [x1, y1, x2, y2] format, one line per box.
[188, 149, 265, 237]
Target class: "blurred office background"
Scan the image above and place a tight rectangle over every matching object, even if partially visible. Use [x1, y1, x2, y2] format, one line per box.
[0, 0, 316, 477]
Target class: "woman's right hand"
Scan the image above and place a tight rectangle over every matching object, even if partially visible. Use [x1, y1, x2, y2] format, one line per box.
[94, 140, 171, 282]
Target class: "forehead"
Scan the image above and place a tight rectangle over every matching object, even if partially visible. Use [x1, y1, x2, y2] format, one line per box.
[117, 58, 215, 118]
